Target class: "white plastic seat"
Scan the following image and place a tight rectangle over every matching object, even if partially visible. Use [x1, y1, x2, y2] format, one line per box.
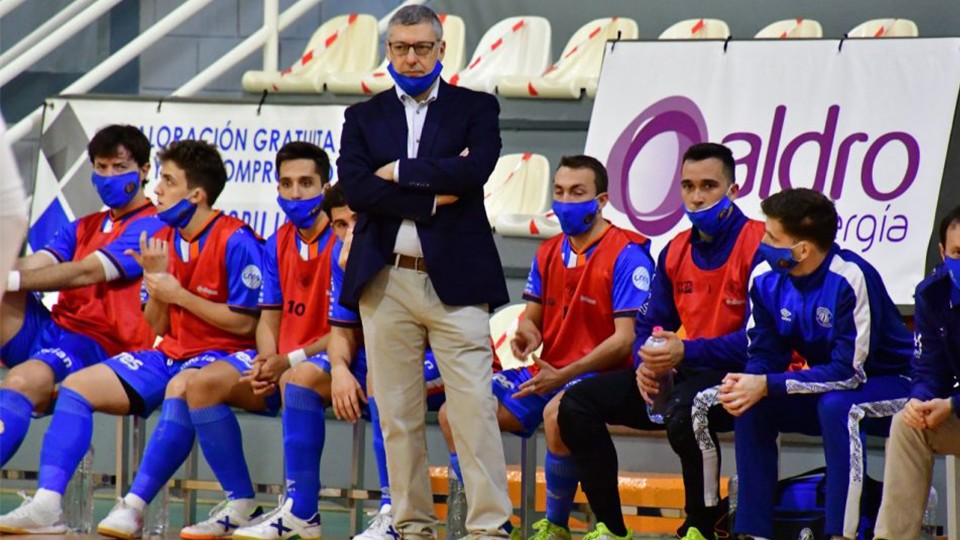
[489, 304, 539, 371]
[448, 16, 551, 94]
[494, 211, 562, 239]
[659, 18, 730, 40]
[326, 13, 466, 96]
[242, 13, 379, 94]
[499, 17, 639, 100]
[754, 18, 823, 39]
[484, 153, 551, 227]
[846, 18, 919, 38]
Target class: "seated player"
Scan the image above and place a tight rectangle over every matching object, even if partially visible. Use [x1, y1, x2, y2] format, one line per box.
[439, 155, 654, 540]
[875, 206, 960, 540]
[0, 140, 262, 536]
[719, 188, 912, 540]
[232, 183, 445, 540]
[1, 125, 162, 466]
[558, 142, 764, 540]
[99, 142, 336, 539]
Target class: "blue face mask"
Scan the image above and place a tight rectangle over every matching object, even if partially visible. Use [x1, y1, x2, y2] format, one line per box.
[157, 196, 198, 229]
[92, 170, 140, 209]
[945, 256, 960, 292]
[758, 242, 802, 273]
[277, 193, 324, 229]
[552, 198, 600, 237]
[388, 61, 443, 97]
[685, 191, 733, 236]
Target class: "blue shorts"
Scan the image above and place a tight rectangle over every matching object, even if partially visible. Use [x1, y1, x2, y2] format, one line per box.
[492, 366, 593, 438]
[104, 349, 227, 416]
[0, 292, 108, 382]
[217, 349, 283, 416]
[422, 349, 445, 412]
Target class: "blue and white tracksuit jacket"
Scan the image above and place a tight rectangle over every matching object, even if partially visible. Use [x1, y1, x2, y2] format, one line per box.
[734, 244, 912, 539]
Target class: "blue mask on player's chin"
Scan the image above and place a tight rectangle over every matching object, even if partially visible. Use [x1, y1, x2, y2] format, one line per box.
[388, 61, 443, 97]
[685, 190, 733, 236]
[157, 196, 198, 228]
[277, 193, 324, 229]
[92, 170, 140, 209]
[945, 256, 960, 292]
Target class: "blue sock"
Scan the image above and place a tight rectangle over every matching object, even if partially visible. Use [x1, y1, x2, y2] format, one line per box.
[544, 451, 579, 529]
[38, 387, 94, 494]
[191, 404, 255, 500]
[0, 389, 34, 466]
[449, 452, 463, 483]
[369, 397, 391, 508]
[283, 384, 325, 519]
[129, 398, 195, 503]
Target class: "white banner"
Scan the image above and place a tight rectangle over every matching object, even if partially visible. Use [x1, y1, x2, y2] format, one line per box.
[30, 98, 346, 247]
[586, 38, 960, 304]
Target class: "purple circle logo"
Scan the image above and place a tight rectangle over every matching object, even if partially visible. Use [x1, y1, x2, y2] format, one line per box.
[607, 96, 707, 235]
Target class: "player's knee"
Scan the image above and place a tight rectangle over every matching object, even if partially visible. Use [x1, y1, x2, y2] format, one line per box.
[816, 391, 851, 422]
[165, 370, 196, 399]
[1, 371, 32, 394]
[185, 369, 228, 406]
[285, 363, 327, 391]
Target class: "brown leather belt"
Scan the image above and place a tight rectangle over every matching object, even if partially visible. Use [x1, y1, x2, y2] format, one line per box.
[394, 253, 428, 272]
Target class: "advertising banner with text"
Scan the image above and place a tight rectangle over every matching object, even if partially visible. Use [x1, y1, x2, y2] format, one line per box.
[586, 38, 960, 304]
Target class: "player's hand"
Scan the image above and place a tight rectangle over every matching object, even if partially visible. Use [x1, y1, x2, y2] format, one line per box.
[510, 324, 542, 361]
[635, 363, 659, 405]
[918, 398, 954, 430]
[718, 373, 767, 417]
[637, 329, 684, 375]
[331, 363, 367, 422]
[436, 195, 459, 206]
[374, 161, 396, 182]
[338, 224, 354, 270]
[144, 272, 183, 305]
[900, 398, 927, 429]
[512, 354, 565, 398]
[126, 231, 169, 274]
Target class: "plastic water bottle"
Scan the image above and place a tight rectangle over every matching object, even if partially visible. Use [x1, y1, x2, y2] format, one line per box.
[144, 484, 169, 538]
[446, 472, 468, 540]
[920, 486, 938, 539]
[64, 445, 95, 533]
[644, 327, 672, 423]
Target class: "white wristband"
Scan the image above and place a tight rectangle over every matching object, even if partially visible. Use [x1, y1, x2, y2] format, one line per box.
[7, 270, 20, 292]
[287, 348, 307, 366]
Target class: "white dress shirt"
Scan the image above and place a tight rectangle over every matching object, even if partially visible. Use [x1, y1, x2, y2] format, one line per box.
[392, 81, 440, 258]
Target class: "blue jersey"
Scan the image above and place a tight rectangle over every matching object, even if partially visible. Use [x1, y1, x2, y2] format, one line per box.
[522, 234, 653, 318]
[43, 208, 164, 280]
[911, 264, 960, 416]
[746, 244, 912, 395]
[329, 239, 360, 328]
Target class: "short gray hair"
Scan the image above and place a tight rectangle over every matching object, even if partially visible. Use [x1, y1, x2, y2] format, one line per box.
[388, 5, 443, 41]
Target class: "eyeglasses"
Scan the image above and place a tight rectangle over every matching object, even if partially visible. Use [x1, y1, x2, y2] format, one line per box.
[388, 41, 439, 57]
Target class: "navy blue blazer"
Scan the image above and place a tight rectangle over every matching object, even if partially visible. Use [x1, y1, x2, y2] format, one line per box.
[336, 80, 509, 310]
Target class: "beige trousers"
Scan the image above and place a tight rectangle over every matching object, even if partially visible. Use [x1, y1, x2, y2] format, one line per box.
[875, 408, 960, 540]
[359, 266, 512, 540]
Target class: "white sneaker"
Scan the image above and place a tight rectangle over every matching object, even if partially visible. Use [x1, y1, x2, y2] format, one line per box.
[352, 505, 393, 540]
[232, 498, 321, 540]
[0, 491, 67, 535]
[180, 499, 264, 540]
[97, 498, 144, 539]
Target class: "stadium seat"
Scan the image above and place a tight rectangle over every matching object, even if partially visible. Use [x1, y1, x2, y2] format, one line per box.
[448, 16, 552, 94]
[242, 13, 379, 94]
[498, 17, 639, 99]
[846, 18, 919, 38]
[659, 18, 731, 40]
[494, 211, 561, 239]
[484, 153, 551, 227]
[754, 18, 823, 38]
[326, 13, 466, 96]
[489, 303, 539, 371]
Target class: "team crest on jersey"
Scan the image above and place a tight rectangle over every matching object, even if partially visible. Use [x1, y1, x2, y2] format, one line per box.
[632, 267, 651, 291]
[242, 265, 263, 289]
[780, 308, 793, 322]
[815, 307, 833, 328]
